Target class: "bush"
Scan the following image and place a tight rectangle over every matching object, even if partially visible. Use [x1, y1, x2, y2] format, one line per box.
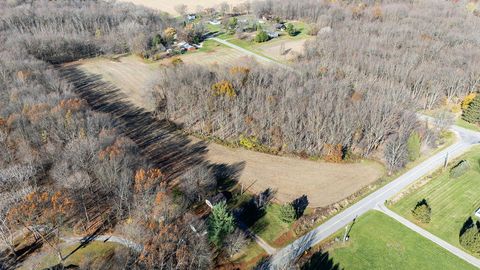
[407, 132, 421, 161]
[412, 199, 431, 223]
[255, 30, 269, 43]
[460, 226, 480, 255]
[239, 135, 258, 149]
[279, 203, 296, 224]
[450, 160, 470, 178]
[286, 23, 297, 36]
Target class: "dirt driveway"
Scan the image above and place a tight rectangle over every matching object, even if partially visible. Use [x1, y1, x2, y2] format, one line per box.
[76, 55, 384, 208]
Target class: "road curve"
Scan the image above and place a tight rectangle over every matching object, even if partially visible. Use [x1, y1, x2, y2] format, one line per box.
[269, 127, 480, 269]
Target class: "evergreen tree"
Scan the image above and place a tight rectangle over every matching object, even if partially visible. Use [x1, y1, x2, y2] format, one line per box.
[411, 199, 431, 223]
[460, 226, 480, 254]
[208, 201, 235, 246]
[279, 203, 296, 224]
[462, 95, 480, 124]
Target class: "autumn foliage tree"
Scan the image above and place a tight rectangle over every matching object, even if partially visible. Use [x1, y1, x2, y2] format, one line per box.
[7, 191, 73, 262]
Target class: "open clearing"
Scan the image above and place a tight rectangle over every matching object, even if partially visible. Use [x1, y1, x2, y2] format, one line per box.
[119, 0, 240, 15]
[391, 146, 480, 253]
[322, 211, 478, 270]
[76, 55, 384, 208]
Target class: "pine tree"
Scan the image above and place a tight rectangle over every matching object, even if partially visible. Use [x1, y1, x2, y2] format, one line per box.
[208, 201, 235, 246]
[279, 203, 296, 224]
[411, 199, 431, 223]
[462, 95, 480, 124]
[460, 226, 480, 254]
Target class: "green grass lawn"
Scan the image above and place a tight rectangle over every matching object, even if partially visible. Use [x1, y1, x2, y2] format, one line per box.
[324, 211, 478, 270]
[456, 118, 480, 132]
[27, 241, 122, 269]
[251, 203, 291, 247]
[390, 147, 480, 253]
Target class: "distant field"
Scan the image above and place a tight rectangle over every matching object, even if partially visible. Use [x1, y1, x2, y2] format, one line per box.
[77, 41, 251, 110]
[120, 0, 241, 15]
[75, 55, 384, 208]
[19, 242, 124, 270]
[391, 147, 480, 253]
[323, 211, 478, 270]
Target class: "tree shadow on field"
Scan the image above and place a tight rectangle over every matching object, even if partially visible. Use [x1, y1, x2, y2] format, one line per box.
[58, 65, 222, 182]
[300, 250, 343, 270]
[292, 195, 309, 218]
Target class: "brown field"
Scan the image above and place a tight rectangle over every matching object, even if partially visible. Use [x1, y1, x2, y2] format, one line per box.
[76, 55, 384, 208]
[120, 0, 242, 15]
[257, 38, 311, 62]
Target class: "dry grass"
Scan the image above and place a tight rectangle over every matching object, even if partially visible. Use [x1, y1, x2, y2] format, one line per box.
[119, 0, 241, 15]
[256, 38, 311, 62]
[75, 55, 384, 208]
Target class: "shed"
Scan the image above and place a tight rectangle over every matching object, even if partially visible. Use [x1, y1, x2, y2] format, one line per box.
[475, 208, 480, 218]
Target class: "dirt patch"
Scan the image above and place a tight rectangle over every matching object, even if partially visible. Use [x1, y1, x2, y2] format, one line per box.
[75, 55, 384, 208]
[120, 0, 241, 15]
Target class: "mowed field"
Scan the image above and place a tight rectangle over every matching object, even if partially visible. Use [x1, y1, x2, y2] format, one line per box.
[323, 211, 478, 270]
[391, 147, 480, 252]
[119, 0, 240, 15]
[76, 55, 384, 208]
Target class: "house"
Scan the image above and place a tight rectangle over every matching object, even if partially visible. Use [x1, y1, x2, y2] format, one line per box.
[274, 23, 286, 31]
[267, 31, 279, 38]
[187, 14, 196, 21]
[175, 41, 194, 51]
[209, 19, 221, 25]
[475, 208, 480, 218]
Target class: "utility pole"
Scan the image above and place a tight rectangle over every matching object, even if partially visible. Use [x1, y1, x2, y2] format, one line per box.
[343, 224, 349, 242]
[444, 152, 449, 168]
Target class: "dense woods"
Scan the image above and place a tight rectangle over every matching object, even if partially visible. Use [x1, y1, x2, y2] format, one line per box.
[0, 1, 216, 269]
[153, 0, 480, 172]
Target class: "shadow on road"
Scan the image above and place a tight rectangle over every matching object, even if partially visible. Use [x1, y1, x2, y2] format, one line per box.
[300, 250, 343, 270]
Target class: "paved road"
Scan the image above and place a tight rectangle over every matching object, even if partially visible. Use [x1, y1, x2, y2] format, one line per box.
[376, 204, 480, 268]
[269, 126, 480, 269]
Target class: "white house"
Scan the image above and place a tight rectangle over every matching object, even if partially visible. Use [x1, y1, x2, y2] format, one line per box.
[475, 208, 480, 218]
[187, 14, 196, 21]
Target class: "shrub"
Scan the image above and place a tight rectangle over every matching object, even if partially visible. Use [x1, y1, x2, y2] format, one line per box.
[412, 199, 431, 223]
[460, 226, 480, 255]
[239, 135, 257, 149]
[286, 23, 297, 36]
[279, 203, 296, 224]
[255, 30, 269, 43]
[407, 132, 421, 161]
[450, 160, 470, 178]
[462, 93, 477, 110]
